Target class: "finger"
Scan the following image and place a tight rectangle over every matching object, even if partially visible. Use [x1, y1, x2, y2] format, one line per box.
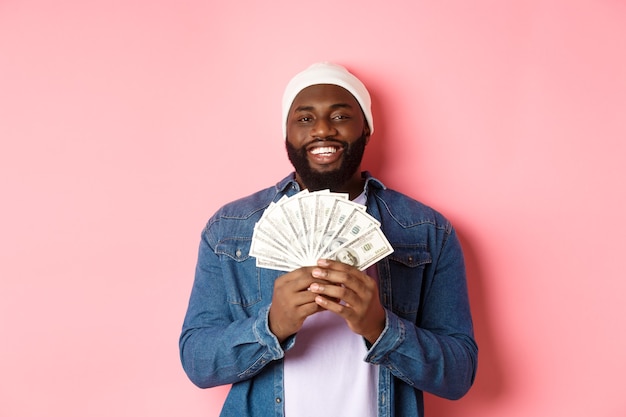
[315, 259, 370, 283]
[313, 287, 385, 344]
[310, 268, 381, 315]
[311, 266, 368, 299]
[317, 258, 355, 273]
[276, 268, 321, 293]
[313, 294, 354, 318]
[308, 281, 351, 303]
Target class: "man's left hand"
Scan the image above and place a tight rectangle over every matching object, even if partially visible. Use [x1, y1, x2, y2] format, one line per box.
[308, 258, 386, 344]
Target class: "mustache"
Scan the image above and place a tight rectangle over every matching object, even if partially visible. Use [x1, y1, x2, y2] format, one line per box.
[305, 138, 348, 149]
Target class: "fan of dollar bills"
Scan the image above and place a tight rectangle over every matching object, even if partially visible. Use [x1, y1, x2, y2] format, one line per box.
[250, 190, 394, 272]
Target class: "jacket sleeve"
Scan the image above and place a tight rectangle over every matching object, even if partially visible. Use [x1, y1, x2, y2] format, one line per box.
[365, 226, 478, 400]
[179, 225, 290, 388]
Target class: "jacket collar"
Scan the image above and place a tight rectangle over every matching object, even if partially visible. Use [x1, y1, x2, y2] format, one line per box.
[274, 171, 387, 196]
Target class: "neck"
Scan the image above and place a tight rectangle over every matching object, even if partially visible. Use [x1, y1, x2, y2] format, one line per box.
[295, 172, 365, 200]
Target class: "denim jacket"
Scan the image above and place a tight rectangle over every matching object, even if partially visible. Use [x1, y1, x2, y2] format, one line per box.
[180, 172, 477, 417]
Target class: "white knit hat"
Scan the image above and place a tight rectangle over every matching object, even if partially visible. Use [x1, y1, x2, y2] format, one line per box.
[281, 62, 374, 139]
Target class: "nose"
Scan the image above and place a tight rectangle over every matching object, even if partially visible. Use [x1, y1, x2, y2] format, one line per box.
[311, 118, 337, 138]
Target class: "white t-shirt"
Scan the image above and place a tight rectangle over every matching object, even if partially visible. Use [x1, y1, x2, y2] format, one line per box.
[283, 190, 379, 416]
[283, 308, 379, 416]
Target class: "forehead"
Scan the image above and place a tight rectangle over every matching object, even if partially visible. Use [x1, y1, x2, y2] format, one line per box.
[290, 84, 360, 111]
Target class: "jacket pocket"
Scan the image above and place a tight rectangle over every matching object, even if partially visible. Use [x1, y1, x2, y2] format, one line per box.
[216, 237, 262, 308]
[387, 246, 432, 320]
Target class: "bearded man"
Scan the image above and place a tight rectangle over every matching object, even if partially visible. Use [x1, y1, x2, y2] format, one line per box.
[179, 62, 478, 417]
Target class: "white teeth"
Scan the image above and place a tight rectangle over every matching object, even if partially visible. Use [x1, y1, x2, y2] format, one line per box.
[310, 146, 337, 155]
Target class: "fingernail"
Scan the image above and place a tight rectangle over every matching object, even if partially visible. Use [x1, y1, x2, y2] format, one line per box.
[317, 259, 330, 267]
[309, 283, 320, 291]
[312, 268, 325, 278]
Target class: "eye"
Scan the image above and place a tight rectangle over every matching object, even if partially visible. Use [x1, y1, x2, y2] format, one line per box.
[293, 112, 314, 123]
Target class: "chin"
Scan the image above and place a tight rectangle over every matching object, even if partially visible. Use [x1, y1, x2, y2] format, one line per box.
[286, 134, 367, 192]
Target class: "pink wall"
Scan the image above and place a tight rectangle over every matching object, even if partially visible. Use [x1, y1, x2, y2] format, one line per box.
[1, 1, 625, 416]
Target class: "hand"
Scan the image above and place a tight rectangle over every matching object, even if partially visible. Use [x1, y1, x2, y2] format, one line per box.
[308, 259, 386, 344]
[268, 267, 330, 343]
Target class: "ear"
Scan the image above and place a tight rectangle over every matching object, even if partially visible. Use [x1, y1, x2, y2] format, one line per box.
[363, 126, 371, 144]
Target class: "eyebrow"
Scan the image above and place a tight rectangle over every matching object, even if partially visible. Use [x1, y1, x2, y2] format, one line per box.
[293, 103, 354, 113]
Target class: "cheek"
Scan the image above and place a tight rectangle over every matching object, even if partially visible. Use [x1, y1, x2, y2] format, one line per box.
[340, 123, 364, 138]
[286, 137, 300, 150]
[286, 129, 308, 147]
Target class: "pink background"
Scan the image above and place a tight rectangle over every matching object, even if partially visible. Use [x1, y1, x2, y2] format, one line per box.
[1, 1, 625, 416]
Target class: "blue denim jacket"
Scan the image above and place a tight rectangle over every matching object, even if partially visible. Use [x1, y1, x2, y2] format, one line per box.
[180, 172, 477, 417]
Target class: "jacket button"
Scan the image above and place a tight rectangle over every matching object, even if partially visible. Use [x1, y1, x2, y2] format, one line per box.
[276, 397, 282, 403]
[236, 249, 242, 258]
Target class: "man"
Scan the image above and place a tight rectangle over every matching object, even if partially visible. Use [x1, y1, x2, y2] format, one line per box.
[180, 62, 478, 417]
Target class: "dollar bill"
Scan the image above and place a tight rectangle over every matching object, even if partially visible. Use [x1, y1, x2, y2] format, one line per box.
[249, 227, 302, 270]
[250, 190, 393, 271]
[325, 226, 394, 271]
[257, 199, 307, 262]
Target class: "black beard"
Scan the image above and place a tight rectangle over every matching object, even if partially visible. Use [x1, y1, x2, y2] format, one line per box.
[286, 134, 367, 192]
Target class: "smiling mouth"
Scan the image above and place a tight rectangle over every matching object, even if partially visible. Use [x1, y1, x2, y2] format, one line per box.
[310, 146, 338, 156]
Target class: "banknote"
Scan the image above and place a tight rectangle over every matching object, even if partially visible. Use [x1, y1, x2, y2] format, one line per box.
[250, 190, 393, 271]
[324, 226, 394, 271]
